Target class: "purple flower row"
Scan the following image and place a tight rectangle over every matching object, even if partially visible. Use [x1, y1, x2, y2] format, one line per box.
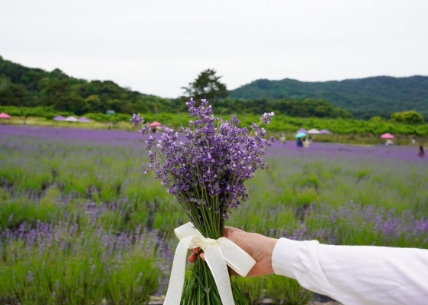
[273, 202, 428, 247]
[2, 124, 426, 164]
[1, 220, 174, 262]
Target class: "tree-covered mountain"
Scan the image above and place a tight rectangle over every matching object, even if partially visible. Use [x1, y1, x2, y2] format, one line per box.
[0, 56, 352, 119]
[3, 55, 425, 121]
[0, 55, 180, 115]
[229, 76, 428, 120]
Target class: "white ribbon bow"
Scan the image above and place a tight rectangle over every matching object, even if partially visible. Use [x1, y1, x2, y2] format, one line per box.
[164, 223, 256, 305]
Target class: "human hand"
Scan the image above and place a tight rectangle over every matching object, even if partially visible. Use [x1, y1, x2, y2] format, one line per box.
[188, 226, 278, 276]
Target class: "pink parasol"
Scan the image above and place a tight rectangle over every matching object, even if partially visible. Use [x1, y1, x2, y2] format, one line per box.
[380, 133, 394, 139]
[0, 112, 11, 119]
[149, 121, 162, 127]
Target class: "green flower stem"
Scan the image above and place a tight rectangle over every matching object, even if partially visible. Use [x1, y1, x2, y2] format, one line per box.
[181, 255, 247, 305]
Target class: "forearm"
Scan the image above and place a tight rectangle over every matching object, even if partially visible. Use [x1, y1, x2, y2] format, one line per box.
[272, 238, 428, 305]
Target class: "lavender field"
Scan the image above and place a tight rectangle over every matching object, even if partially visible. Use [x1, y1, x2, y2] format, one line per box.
[1, 125, 428, 305]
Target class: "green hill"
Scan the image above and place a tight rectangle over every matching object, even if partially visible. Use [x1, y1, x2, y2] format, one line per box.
[229, 76, 428, 120]
[2, 55, 427, 120]
[0, 55, 179, 115]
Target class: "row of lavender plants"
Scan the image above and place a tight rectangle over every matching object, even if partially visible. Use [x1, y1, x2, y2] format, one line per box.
[1, 126, 427, 304]
[1, 220, 170, 305]
[0, 175, 176, 303]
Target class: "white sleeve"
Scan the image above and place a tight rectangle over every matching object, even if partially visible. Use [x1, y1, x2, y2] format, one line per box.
[271, 238, 428, 305]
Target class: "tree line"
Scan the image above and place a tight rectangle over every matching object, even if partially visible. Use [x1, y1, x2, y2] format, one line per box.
[0, 56, 179, 115]
[0, 58, 353, 119]
[0, 56, 424, 124]
[228, 77, 428, 120]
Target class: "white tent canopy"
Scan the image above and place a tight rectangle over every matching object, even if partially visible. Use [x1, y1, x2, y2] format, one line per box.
[307, 128, 320, 135]
[65, 116, 78, 122]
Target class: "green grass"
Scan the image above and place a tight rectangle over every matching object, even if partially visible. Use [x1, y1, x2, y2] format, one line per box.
[1, 129, 427, 304]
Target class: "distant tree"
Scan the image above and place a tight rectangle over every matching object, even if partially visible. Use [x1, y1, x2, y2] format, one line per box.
[270, 98, 352, 119]
[182, 69, 228, 102]
[49, 68, 68, 80]
[43, 78, 72, 111]
[369, 116, 384, 123]
[120, 103, 148, 115]
[391, 110, 424, 124]
[0, 81, 29, 106]
[84, 95, 102, 113]
[333, 107, 353, 119]
[106, 98, 122, 113]
[314, 105, 330, 117]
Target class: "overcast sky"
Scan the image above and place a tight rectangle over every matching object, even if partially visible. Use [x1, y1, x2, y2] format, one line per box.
[1, 0, 428, 98]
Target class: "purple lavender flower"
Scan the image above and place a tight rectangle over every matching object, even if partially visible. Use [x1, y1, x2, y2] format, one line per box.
[134, 98, 274, 238]
[130, 114, 144, 126]
[261, 112, 275, 124]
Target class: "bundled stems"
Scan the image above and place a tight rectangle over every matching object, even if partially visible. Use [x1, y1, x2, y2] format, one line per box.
[181, 256, 247, 305]
[131, 99, 275, 304]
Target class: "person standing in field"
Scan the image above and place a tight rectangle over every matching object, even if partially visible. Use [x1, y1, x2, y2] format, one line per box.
[303, 138, 310, 148]
[418, 145, 425, 157]
[279, 132, 286, 145]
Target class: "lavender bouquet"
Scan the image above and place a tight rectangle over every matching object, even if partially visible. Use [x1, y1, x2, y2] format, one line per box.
[131, 99, 274, 305]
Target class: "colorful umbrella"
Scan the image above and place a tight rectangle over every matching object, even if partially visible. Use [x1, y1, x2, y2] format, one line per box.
[78, 117, 91, 123]
[149, 121, 162, 127]
[297, 128, 307, 134]
[65, 116, 78, 122]
[0, 113, 11, 119]
[307, 128, 320, 135]
[380, 133, 394, 139]
[295, 132, 306, 138]
[53, 116, 65, 121]
[320, 129, 331, 134]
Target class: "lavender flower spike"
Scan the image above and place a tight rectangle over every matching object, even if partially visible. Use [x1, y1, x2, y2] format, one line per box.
[130, 114, 144, 126]
[261, 112, 275, 124]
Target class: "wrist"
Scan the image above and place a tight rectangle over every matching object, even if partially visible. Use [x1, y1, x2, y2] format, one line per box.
[265, 237, 278, 274]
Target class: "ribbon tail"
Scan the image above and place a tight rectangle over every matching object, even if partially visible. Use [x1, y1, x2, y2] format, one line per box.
[204, 245, 235, 305]
[218, 237, 256, 277]
[164, 235, 194, 305]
